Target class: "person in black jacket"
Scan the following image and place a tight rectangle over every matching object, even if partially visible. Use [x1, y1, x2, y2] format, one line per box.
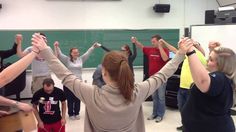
[92, 39, 137, 88]
[121, 39, 137, 74]
[0, 34, 37, 117]
[0, 35, 18, 70]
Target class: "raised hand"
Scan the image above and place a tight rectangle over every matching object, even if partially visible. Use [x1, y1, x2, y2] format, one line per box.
[93, 42, 101, 48]
[131, 36, 137, 44]
[54, 41, 59, 47]
[178, 37, 194, 54]
[15, 34, 23, 45]
[158, 39, 165, 48]
[208, 41, 221, 52]
[31, 33, 48, 52]
[193, 41, 200, 47]
[159, 38, 164, 44]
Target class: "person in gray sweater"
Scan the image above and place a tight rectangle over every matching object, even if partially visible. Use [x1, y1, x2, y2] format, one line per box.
[31, 33, 191, 132]
[54, 41, 99, 120]
[16, 33, 51, 94]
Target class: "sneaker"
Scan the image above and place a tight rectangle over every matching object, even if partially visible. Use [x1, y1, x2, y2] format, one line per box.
[176, 126, 183, 131]
[147, 115, 157, 120]
[155, 116, 163, 123]
[75, 115, 80, 120]
[69, 116, 75, 120]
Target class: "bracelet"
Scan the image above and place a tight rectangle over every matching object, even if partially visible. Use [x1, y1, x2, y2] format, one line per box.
[186, 50, 196, 56]
[32, 50, 40, 54]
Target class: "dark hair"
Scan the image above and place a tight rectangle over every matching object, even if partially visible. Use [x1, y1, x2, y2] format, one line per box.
[69, 47, 78, 62]
[122, 44, 132, 56]
[39, 32, 46, 37]
[43, 78, 54, 85]
[151, 34, 162, 41]
[102, 51, 134, 103]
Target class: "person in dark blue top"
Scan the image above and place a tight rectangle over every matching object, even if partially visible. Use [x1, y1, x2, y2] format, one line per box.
[180, 37, 236, 132]
[92, 64, 105, 88]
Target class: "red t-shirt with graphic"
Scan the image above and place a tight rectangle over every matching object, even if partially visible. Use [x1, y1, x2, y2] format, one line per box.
[143, 47, 169, 76]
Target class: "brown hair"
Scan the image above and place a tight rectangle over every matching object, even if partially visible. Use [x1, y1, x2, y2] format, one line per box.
[213, 47, 236, 106]
[151, 34, 162, 41]
[122, 44, 132, 56]
[70, 47, 78, 62]
[102, 51, 134, 103]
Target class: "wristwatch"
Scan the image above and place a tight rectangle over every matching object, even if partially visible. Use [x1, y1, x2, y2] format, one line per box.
[186, 50, 196, 56]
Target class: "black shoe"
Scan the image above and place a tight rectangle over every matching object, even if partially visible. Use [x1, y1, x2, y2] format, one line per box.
[176, 126, 183, 131]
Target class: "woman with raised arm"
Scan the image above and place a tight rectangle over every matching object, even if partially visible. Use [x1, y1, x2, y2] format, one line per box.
[121, 38, 137, 74]
[32, 33, 190, 132]
[181, 38, 236, 132]
[54, 41, 100, 120]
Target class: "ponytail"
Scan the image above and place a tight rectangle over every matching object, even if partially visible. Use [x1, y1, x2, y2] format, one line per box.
[118, 60, 134, 102]
[102, 51, 134, 103]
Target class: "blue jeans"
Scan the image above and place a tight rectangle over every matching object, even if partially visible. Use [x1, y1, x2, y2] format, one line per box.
[177, 88, 190, 112]
[63, 86, 81, 117]
[152, 83, 167, 118]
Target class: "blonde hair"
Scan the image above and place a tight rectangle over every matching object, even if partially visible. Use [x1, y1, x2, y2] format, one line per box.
[213, 47, 236, 106]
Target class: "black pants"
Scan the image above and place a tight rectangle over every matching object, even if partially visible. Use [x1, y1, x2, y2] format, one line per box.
[63, 86, 80, 117]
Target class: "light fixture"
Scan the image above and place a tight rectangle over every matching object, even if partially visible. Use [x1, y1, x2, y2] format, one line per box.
[218, 6, 235, 12]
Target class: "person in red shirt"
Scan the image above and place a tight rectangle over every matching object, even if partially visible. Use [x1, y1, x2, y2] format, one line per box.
[132, 35, 173, 122]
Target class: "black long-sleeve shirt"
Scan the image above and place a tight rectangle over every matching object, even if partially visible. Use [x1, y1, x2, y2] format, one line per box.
[100, 44, 137, 73]
[93, 44, 136, 87]
[100, 45, 111, 52]
[101, 44, 137, 72]
[0, 43, 17, 70]
[128, 43, 137, 73]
